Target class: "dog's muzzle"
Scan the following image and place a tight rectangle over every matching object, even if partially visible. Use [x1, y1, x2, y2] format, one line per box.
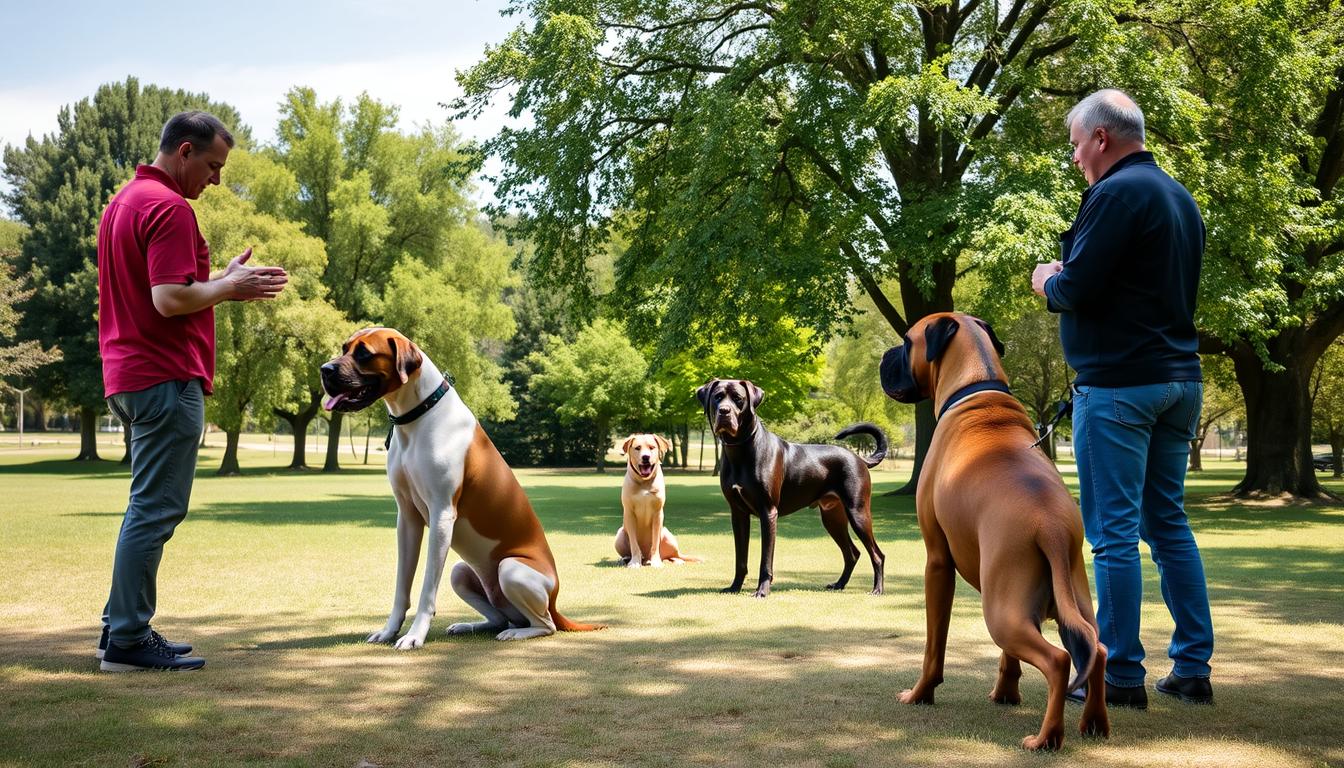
[880, 343, 924, 404]
[320, 361, 383, 412]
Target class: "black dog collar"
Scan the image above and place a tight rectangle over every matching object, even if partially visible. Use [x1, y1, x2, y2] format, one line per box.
[937, 380, 1012, 420]
[385, 376, 454, 449]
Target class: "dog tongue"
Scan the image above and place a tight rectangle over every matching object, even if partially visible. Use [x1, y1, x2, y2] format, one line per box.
[323, 393, 346, 411]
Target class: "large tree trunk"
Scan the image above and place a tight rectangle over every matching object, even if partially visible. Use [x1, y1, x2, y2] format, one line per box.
[274, 391, 322, 470]
[217, 429, 242, 476]
[594, 418, 609, 473]
[1188, 436, 1205, 472]
[1230, 345, 1329, 498]
[322, 409, 344, 472]
[74, 405, 101, 461]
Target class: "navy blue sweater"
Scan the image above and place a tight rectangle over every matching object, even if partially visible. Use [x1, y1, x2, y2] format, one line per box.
[1045, 151, 1203, 387]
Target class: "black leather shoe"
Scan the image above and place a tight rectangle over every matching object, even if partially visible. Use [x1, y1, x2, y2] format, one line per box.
[97, 626, 193, 660]
[100, 633, 205, 672]
[1155, 673, 1213, 704]
[1065, 682, 1148, 709]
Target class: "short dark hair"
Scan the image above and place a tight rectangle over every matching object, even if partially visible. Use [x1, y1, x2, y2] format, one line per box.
[159, 110, 235, 154]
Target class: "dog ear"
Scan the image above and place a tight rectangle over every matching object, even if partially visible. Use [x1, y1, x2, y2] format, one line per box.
[924, 316, 960, 363]
[654, 434, 670, 457]
[974, 318, 1006, 358]
[388, 337, 423, 384]
[621, 435, 637, 456]
[695, 379, 718, 409]
[742, 380, 764, 410]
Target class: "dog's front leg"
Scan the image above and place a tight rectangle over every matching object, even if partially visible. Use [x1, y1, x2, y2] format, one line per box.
[648, 506, 665, 568]
[368, 498, 424, 644]
[900, 543, 955, 704]
[721, 504, 750, 593]
[622, 503, 643, 568]
[753, 506, 778, 598]
[395, 505, 457, 650]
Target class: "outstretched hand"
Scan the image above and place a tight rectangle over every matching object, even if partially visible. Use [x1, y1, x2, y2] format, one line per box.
[224, 247, 288, 301]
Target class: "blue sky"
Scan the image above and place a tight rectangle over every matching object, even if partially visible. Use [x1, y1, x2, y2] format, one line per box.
[0, 0, 521, 206]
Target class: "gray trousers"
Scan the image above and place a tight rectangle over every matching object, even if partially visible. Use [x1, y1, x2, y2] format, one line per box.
[103, 379, 204, 647]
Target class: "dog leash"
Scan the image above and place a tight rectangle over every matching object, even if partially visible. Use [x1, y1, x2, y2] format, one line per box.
[384, 375, 454, 450]
[1030, 383, 1074, 450]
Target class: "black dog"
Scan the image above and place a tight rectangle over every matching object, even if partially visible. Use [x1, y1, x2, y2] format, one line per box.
[696, 378, 888, 598]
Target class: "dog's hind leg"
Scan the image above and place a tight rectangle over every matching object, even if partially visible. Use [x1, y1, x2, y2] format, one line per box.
[495, 557, 558, 641]
[819, 499, 859, 590]
[984, 584, 1071, 750]
[843, 499, 885, 595]
[446, 562, 511, 635]
[989, 652, 1023, 705]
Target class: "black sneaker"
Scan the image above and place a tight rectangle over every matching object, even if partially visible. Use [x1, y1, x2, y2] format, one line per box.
[100, 633, 205, 672]
[97, 626, 193, 660]
[1155, 673, 1214, 704]
[1065, 681, 1148, 709]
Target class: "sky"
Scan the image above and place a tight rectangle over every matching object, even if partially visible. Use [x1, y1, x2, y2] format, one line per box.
[0, 0, 523, 210]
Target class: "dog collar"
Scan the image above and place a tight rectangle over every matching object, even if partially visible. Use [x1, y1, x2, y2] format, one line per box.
[384, 376, 454, 449]
[937, 380, 1012, 420]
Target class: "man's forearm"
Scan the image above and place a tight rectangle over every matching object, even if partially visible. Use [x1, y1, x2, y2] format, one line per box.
[151, 278, 234, 317]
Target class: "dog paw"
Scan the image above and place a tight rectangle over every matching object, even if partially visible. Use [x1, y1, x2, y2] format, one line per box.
[446, 622, 477, 635]
[649, 559, 664, 568]
[393, 634, 425, 650]
[825, 581, 846, 591]
[719, 585, 742, 594]
[495, 627, 553, 641]
[899, 688, 935, 705]
[626, 560, 642, 569]
[366, 628, 397, 644]
[752, 588, 770, 599]
[989, 689, 1022, 706]
[1021, 731, 1063, 751]
[1080, 714, 1110, 739]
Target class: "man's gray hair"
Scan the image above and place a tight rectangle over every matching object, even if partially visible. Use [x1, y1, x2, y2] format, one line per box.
[1066, 89, 1145, 144]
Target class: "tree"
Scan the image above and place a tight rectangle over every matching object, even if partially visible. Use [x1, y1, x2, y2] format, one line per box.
[1162, 1, 1344, 498]
[270, 89, 489, 471]
[1189, 355, 1243, 472]
[1, 77, 245, 460]
[0, 224, 62, 380]
[373, 225, 518, 422]
[1311, 340, 1344, 478]
[193, 167, 335, 475]
[455, 0, 1132, 490]
[528, 319, 662, 471]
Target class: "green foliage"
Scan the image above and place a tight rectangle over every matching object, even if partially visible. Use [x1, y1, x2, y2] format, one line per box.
[528, 318, 661, 466]
[0, 77, 246, 412]
[193, 173, 337, 443]
[373, 226, 519, 421]
[0, 222, 61, 380]
[1311, 340, 1344, 445]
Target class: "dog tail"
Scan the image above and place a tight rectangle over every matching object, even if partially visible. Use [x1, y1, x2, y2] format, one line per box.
[834, 422, 887, 468]
[549, 596, 607, 632]
[1039, 530, 1099, 694]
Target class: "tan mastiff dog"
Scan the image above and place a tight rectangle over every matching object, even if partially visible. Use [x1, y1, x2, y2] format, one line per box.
[614, 433, 700, 567]
[880, 312, 1108, 751]
[321, 328, 602, 648]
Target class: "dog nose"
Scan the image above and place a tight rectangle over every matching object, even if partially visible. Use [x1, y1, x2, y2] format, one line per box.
[320, 362, 338, 376]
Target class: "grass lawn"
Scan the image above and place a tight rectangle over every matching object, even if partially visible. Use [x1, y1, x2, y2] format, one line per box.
[1, 435, 1341, 767]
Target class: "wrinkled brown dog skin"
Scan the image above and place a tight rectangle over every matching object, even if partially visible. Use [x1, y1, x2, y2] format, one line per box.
[885, 313, 1109, 751]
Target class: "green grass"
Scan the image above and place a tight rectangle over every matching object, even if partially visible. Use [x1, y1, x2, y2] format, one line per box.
[1, 436, 1342, 767]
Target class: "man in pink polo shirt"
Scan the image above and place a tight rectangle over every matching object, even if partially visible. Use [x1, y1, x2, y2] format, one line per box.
[96, 111, 288, 672]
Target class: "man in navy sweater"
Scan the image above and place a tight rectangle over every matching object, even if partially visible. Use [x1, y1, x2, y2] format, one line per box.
[1032, 89, 1214, 708]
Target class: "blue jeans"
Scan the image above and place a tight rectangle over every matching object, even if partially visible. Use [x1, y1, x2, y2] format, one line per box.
[103, 380, 205, 647]
[1072, 381, 1213, 687]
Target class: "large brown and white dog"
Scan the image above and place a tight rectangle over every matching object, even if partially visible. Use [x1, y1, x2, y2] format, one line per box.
[880, 312, 1107, 750]
[614, 433, 700, 567]
[321, 328, 601, 648]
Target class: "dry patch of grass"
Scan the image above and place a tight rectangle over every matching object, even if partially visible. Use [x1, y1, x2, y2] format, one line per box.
[0, 447, 1340, 767]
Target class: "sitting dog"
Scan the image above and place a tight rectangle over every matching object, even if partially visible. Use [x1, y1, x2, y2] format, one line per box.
[321, 327, 602, 648]
[614, 433, 700, 567]
[695, 379, 887, 597]
[880, 312, 1108, 750]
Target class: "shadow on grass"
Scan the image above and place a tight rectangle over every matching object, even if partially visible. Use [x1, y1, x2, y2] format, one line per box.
[1203, 546, 1344, 625]
[3, 604, 1341, 767]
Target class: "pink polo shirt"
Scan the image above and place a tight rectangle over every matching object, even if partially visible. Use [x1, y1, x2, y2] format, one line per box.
[97, 165, 214, 397]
